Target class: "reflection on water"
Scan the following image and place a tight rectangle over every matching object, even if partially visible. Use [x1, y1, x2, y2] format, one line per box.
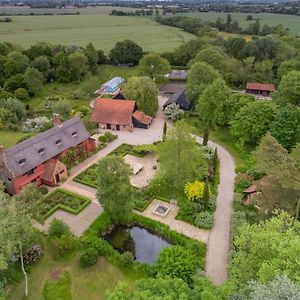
[103, 225, 172, 263]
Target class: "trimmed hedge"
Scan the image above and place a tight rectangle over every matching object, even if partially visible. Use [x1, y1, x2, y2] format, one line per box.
[37, 189, 91, 222]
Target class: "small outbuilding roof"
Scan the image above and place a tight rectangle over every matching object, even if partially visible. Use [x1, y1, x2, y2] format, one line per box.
[166, 70, 188, 80]
[246, 82, 275, 92]
[163, 89, 192, 110]
[132, 110, 153, 125]
[91, 98, 136, 126]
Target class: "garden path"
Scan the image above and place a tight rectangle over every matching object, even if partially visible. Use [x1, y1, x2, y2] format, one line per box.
[195, 136, 236, 285]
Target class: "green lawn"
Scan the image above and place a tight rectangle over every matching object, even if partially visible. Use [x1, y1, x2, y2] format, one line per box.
[8, 246, 139, 300]
[175, 12, 300, 36]
[0, 14, 195, 52]
[184, 117, 254, 170]
[0, 131, 35, 148]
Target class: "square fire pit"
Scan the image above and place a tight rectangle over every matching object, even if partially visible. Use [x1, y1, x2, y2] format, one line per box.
[153, 204, 170, 218]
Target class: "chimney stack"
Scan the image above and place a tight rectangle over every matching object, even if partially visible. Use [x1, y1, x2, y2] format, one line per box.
[53, 113, 62, 127]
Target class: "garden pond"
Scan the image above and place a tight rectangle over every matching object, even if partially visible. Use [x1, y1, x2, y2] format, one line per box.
[103, 225, 172, 263]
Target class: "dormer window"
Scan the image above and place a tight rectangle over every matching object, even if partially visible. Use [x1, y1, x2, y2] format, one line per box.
[38, 148, 45, 155]
[72, 131, 77, 138]
[19, 159, 26, 166]
[56, 139, 62, 146]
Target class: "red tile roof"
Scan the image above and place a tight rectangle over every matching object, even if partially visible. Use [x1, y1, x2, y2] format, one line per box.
[246, 82, 275, 92]
[132, 110, 153, 125]
[91, 98, 135, 126]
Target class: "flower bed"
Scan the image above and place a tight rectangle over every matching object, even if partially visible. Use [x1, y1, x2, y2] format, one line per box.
[36, 189, 91, 222]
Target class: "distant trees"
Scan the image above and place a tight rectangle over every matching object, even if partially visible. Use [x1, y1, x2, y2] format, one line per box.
[123, 76, 158, 117]
[109, 39, 143, 65]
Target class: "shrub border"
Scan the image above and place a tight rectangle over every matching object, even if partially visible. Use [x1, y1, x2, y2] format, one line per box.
[39, 188, 91, 222]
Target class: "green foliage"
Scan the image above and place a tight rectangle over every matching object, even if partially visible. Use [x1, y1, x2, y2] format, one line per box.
[247, 275, 300, 300]
[31, 55, 51, 79]
[108, 278, 193, 299]
[80, 247, 98, 268]
[186, 61, 222, 102]
[42, 272, 72, 300]
[274, 70, 300, 106]
[138, 52, 170, 81]
[230, 101, 277, 146]
[195, 211, 214, 229]
[120, 251, 134, 268]
[23, 67, 44, 95]
[157, 245, 197, 284]
[52, 99, 71, 119]
[235, 173, 254, 193]
[14, 87, 29, 101]
[196, 78, 232, 128]
[85, 42, 98, 74]
[164, 103, 184, 121]
[4, 51, 29, 77]
[68, 51, 89, 82]
[123, 76, 158, 117]
[230, 211, 300, 286]
[97, 156, 133, 223]
[109, 39, 143, 65]
[98, 132, 118, 144]
[49, 219, 71, 238]
[50, 234, 77, 257]
[270, 104, 300, 150]
[158, 122, 208, 193]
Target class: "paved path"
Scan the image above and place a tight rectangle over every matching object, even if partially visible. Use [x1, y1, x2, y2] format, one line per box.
[195, 136, 236, 285]
[35, 202, 103, 237]
[136, 199, 210, 243]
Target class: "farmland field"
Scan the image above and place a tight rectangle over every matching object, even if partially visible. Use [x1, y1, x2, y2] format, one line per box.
[0, 14, 195, 52]
[176, 12, 300, 36]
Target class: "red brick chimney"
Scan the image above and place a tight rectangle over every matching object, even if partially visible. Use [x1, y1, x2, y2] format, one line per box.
[53, 113, 62, 127]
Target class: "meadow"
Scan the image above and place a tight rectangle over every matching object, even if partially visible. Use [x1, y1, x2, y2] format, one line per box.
[0, 14, 195, 52]
[177, 12, 300, 36]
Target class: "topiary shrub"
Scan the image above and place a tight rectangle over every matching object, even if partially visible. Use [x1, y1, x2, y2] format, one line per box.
[15, 88, 29, 101]
[80, 247, 98, 268]
[49, 219, 71, 238]
[194, 211, 214, 229]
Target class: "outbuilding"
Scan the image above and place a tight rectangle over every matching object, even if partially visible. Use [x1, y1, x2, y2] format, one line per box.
[246, 82, 275, 97]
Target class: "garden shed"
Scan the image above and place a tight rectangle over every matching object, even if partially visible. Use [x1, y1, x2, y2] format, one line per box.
[163, 89, 192, 110]
[246, 82, 275, 97]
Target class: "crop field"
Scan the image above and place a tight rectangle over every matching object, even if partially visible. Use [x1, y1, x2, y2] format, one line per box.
[0, 14, 195, 52]
[176, 12, 300, 36]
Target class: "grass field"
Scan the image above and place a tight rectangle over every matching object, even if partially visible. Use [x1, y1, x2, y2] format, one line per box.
[0, 131, 35, 148]
[8, 245, 140, 300]
[0, 14, 195, 52]
[176, 12, 300, 36]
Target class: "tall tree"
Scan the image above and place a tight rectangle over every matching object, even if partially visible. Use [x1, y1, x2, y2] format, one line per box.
[138, 52, 170, 81]
[68, 51, 89, 82]
[158, 122, 208, 193]
[186, 62, 221, 102]
[196, 78, 232, 128]
[123, 76, 158, 117]
[85, 42, 98, 74]
[230, 211, 300, 286]
[273, 70, 300, 106]
[97, 156, 132, 223]
[253, 133, 300, 219]
[4, 51, 29, 78]
[230, 101, 277, 146]
[23, 67, 44, 95]
[270, 105, 300, 151]
[109, 39, 143, 65]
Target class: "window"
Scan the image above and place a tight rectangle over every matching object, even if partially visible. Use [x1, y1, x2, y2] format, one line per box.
[38, 148, 45, 155]
[19, 159, 26, 165]
[56, 140, 62, 146]
[72, 131, 77, 137]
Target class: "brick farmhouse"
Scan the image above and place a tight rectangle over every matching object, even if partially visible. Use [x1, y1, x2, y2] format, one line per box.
[0, 115, 96, 195]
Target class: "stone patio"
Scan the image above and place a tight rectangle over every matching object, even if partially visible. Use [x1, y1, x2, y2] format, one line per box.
[124, 153, 159, 188]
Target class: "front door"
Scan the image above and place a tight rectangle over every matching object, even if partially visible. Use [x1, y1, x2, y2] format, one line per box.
[116, 124, 120, 131]
[107, 124, 111, 129]
[55, 173, 60, 183]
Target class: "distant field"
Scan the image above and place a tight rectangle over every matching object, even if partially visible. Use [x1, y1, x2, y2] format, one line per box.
[177, 12, 300, 36]
[0, 14, 194, 52]
[0, 5, 137, 15]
